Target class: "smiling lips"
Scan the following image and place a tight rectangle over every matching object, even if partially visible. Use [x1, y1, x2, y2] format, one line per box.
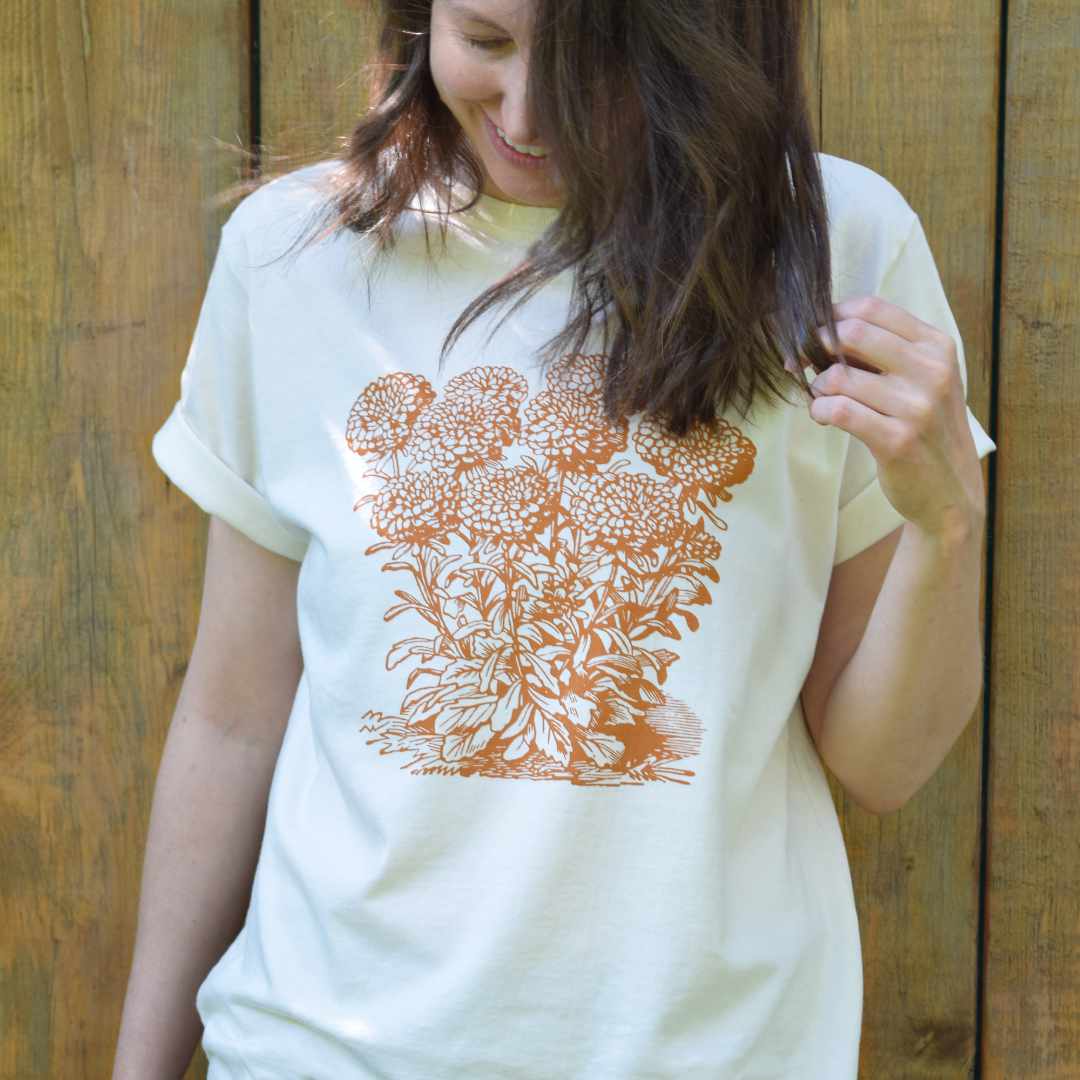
[494, 124, 548, 156]
[483, 113, 551, 168]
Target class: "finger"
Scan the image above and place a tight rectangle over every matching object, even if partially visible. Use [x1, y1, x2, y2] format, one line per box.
[832, 295, 946, 346]
[816, 316, 916, 377]
[809, 389, 907, 455]
[810, 361, 927, 425]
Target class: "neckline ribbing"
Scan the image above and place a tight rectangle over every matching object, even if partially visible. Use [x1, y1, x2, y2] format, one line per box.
[421, 177, 563, 244]
[461, 191, 562, 242]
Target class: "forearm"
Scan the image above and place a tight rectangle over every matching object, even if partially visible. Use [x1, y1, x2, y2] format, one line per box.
[816, 515, 987, 815]
[112, 708, 283, 1079]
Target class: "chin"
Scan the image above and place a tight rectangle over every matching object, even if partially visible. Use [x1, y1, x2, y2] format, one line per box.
[487, 166, 560, 206]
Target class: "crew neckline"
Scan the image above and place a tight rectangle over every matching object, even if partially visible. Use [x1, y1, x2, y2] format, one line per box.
[306, 159, 562, 246]
[425, 177, 563, 244]
[463, 190, 562, 241]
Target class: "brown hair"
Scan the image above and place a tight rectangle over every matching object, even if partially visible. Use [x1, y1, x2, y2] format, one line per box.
[220, 0, 843, 438]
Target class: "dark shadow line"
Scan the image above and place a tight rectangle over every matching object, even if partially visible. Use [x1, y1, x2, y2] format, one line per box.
[973, 0, 1008, 1074]
[250, 0, 262, 178]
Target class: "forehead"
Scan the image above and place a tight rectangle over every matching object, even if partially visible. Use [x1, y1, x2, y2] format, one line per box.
[440, 0, 534, 30]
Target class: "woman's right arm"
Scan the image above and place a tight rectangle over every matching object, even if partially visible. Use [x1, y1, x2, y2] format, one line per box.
[111, 515, 305, 1080]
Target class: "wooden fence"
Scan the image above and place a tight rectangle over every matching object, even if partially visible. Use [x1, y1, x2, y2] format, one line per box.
[2, 1, 1076, 1076]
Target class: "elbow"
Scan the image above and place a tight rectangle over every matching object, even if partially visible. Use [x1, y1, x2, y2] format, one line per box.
[843, 778, 913, 817]
[818, 739, 912, 816]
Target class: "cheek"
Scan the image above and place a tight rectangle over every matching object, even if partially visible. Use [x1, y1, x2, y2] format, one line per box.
[429, 38, 496, 104]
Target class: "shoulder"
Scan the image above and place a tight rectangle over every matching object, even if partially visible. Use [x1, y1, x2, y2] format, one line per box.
[221, 158, 342, 262]
[816, 152, 918, 233]
[815, 152, 921, 290]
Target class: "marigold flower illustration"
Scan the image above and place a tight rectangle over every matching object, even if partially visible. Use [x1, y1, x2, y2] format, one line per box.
[675, 517, 724, 563]
[521, 388, 628, 471]
[365, 467, 461, 544]
[458, 464, 553, 545]
[443, 365, 531, 419]
[404, 397, 514, 472]
[345, 371, 436, 455]
[402, 366, 530, 472]
[634, 414, 757, 505]
[522, 562, 585, 623]
[346, 356, 758, 785]
[544, 352, 608, 396]
[566, 472, 683, 553]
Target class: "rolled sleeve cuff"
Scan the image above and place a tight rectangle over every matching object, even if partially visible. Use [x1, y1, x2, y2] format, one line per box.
[834, 407, 994, 565]
[151, 403, 309, 563]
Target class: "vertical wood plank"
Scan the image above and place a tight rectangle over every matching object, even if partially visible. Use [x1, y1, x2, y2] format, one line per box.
[984, 0, 1080, 1074]
[0, 1, 250, 1077]
[13, 0, 1073, 1076]
[260, 1, 377, 169]
[806, 1, 999, 1075]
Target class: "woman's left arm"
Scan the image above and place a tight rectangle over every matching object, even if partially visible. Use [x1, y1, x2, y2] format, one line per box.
[804, 295, 989, 815]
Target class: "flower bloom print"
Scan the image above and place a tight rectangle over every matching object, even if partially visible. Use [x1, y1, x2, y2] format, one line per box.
[344, 354, 757, 785]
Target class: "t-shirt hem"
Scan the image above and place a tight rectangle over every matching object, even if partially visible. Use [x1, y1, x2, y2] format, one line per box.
[833, 476, 907, 564]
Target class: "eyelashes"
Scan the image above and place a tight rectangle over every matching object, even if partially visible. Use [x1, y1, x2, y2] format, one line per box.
[462, 35, 510, 51]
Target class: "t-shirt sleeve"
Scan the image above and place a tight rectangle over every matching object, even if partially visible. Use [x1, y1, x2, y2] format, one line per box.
[150, 215, 310, 562]
[833, 213, 997, 565]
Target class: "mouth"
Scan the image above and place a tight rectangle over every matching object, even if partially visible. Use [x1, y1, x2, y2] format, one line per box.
[483, 113, 551, 169]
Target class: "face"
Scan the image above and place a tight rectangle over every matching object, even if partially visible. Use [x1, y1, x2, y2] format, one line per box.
[429, 0, 562, 208]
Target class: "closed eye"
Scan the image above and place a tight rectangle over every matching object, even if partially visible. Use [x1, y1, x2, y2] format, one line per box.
[463, 35, 511, 50]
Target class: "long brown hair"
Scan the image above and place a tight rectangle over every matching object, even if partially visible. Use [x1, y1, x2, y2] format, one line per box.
[222, 0, 843, 438]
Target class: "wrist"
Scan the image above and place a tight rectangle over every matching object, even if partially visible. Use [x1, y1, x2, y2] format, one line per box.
[907, 506, 984, 557]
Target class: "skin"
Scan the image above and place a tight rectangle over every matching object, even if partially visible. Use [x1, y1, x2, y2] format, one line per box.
[429, 0, 563, 207]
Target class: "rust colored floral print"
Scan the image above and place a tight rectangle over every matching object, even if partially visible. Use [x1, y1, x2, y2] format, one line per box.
[344, 354, 756, 784]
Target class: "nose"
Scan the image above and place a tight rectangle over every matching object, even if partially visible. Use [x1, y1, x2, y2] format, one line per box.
[495, 55, 542, 144]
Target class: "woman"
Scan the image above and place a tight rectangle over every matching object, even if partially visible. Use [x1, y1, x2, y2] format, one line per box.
[116, 0, 996, 1076]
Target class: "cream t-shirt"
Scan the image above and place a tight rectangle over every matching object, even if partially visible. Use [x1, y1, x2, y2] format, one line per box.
[151, 154, 996, 1079]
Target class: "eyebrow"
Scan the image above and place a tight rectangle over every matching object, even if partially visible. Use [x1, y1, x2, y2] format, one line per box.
[443, 0, 508, 32]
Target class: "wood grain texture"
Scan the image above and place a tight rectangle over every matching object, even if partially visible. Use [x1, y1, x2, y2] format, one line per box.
[259, 0, 378, 171]
[5, 0, 1075, 1077]
[983, 0, 1080, 1074]
[804, 1, 1000, 1075]
[0, 1, 250, 1078]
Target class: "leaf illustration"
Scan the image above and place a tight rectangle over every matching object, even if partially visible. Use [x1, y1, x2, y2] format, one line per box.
[502, 731, 532, 762]
[520, 653, 561, 697]
[533, 712, 572, 764]
[456, 560, 503, 576]
[442, 723, 497, 762]
[570, 632, 592, 669]
[490, 684, 522, 732]
[577, 731, 626, 766]
[386, 636, 439, 670]
[405, 665, 445, 691]
[656, 589, 680, 619]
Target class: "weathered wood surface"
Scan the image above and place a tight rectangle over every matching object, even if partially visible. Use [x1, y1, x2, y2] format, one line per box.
[5, 1, 1075, 1077]
[980, 0, 1080, 1075]
[806, 1, 1000, 1074]
[1, 1, 251, 1078]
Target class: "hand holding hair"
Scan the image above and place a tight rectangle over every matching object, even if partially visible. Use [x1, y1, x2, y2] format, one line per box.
[807, 296, 987, 540]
